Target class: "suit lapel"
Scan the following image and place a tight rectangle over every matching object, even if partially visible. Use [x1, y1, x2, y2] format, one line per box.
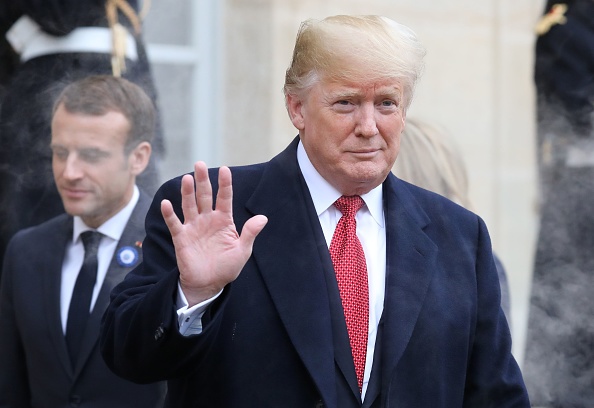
[245, 139, 339, 407]
[378, 175, 438, 397]
[43, 216, 75, 378]
[73, 193, 151, 375]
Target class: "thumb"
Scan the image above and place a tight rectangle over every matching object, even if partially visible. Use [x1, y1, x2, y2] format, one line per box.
[239, 215, 268, 253]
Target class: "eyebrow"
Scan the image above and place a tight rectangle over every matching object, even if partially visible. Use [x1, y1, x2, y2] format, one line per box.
[326, 85, 403, 100]
[49, 145, 111, 157]
[375, 85, 403, 97]
[79, 147, 110, 156]
[325, 89, 361, 100]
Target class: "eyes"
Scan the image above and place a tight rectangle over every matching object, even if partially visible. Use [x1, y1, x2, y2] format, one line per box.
[51, 146, 69, 161]
[332, 98, 400, 112]
[51, 146, 110, 164]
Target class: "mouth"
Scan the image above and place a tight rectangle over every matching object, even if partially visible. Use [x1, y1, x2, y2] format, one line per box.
[349, 149, 380, 158]
[60, 187, 89, 199]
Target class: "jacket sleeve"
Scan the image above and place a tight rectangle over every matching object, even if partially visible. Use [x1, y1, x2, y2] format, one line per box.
[463, 217, 530, 407]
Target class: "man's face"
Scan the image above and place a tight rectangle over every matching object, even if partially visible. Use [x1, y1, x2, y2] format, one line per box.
[287, 77, 406, 196]
[51, 104, 144, 228]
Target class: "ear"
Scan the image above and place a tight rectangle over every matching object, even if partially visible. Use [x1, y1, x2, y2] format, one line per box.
[286, 93, 305, 131]
[128, 141, 152, 176]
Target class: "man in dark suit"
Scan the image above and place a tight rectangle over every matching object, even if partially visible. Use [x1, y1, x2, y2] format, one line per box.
[0, 75, 166, 407]
[101, 15, 529, 407]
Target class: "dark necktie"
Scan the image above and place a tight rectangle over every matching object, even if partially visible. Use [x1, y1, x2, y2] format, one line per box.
[66, 230, 102, 366]
[329, 195, 369, 392]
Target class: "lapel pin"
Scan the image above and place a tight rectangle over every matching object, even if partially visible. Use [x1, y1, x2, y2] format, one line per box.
[117, 246, 139, 267]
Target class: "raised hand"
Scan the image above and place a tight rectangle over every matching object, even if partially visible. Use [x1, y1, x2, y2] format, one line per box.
[160, 161, 268, 306]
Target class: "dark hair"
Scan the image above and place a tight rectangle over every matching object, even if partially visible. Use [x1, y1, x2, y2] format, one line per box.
[53, 75, 155, 153]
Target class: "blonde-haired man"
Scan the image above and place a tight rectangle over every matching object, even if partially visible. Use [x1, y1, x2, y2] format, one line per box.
[102, 16, 529, 407]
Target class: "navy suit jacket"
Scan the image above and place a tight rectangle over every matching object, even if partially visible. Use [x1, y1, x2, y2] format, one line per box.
[101, 139, 529, 407]
[0, 192, 166, 408]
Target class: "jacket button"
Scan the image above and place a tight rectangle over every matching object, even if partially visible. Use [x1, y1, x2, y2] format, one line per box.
[154, 324, 165, 341]
[315, 400, 324, 408]
[69, 394, 81, 407]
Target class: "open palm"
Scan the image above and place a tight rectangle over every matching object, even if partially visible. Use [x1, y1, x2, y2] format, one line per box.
[160, 162, 268, 306]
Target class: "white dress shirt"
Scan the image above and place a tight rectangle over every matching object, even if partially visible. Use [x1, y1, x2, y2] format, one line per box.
[60, 186, 140, 334]
[297, 141, 386, 399]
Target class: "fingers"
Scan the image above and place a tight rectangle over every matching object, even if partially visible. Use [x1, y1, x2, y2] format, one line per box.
[180, 162, 215, 223]
[216, 166, 233, 215]
[180, 174, 199, 222]
[194, 163, 234, 216]
[178, 162, 235, 223]
[161, 199, 182, 235]
[194, 161, 213, 214]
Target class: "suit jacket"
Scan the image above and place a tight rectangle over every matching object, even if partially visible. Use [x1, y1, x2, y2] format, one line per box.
[101, 138, 530, 407]
[0, 192, 166, 408]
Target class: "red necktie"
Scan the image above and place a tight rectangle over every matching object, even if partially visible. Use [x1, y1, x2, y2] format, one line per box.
[329, 195, 369, 392]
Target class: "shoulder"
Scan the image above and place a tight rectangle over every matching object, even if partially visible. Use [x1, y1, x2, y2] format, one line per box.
[8, 213, 71, 246]
[390, 174, 478, 224]
[3, 214, 70, 272]
[388, 175, 489, 253]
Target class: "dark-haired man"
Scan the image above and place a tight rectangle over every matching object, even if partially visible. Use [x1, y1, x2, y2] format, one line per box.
[0, 75, 166, 407]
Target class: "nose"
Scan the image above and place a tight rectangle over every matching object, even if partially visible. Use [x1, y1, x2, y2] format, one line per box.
[62, 155, 84, 181]
[355, 103, 378, 138]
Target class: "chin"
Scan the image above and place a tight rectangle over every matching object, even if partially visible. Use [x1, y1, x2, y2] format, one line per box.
[352, 164, 388, 181]
[62, 205, 85, 218]
[340, 176, 383, 196]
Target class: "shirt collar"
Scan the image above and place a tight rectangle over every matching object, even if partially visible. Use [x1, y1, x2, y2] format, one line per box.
[72, 185, 140, 243]
[297, 140, 384, 227]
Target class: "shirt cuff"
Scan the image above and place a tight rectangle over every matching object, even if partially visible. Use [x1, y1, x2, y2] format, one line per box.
[176, 282, 223, 336]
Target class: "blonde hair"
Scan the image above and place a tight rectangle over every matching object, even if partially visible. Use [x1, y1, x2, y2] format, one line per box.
[283, 15, 426, 109]
[393, 118, 473, 210]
